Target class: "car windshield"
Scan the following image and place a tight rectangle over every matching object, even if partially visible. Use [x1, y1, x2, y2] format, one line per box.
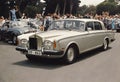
[49, 20, 85, 31]
[9, 21, 28, 27]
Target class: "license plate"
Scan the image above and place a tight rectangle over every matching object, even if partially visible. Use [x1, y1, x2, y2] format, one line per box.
[28, 50, 42, 56]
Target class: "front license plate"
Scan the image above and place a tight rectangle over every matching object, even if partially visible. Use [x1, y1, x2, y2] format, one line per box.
[28, 50, 42, 56]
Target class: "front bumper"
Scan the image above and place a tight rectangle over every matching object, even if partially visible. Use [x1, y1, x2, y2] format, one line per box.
[16, 46, 64, 58]
[16, 46, 28, 52]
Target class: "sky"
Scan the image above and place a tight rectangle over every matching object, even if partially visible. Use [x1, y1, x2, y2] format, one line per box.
[41, 0, 105, 6]
[80, 0, 105, 6]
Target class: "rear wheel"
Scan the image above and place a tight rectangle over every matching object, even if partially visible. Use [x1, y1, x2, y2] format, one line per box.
[102, 39, 109, 50]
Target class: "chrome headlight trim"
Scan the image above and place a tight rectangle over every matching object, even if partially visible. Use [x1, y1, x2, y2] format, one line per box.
[21, 39, 28, 45]
[19, 39, 29, 49]
[44, 40, 53, 50]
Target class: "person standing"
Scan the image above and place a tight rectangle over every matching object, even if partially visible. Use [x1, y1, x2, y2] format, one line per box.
[9, 6, 18, 21]
[0, 16, 5, 27]
[43, 14, 53, 31]
[21, 13, 27, 19]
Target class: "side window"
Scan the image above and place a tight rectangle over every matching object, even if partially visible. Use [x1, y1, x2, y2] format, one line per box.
[94, 22, 102, 30]
[86, 22, 94, 31]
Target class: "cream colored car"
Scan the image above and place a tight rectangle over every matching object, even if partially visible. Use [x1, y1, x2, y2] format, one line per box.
[16, 19, 115, 64]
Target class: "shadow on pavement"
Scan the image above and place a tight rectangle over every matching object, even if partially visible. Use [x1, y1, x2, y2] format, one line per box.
[76, 47, 112, 62]
[13, 58, 66, 70]
[13, 47, 112, 69]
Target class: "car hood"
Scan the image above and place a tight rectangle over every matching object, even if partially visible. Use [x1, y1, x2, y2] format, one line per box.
[18, 30, 44, 40]
[33, 30, 87, 41]
[8, 26, 35, 34]
[18, 32, 37, 40]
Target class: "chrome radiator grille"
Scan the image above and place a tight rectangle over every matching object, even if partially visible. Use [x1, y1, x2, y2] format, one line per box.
[29, 38, 38, 49]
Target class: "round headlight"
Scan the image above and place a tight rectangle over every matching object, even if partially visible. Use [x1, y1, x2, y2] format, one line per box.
[44, 40, 52, 46]
[44, 40, 53, 50]
[19, 39, 29, 49]
[21, 39, 28, 44]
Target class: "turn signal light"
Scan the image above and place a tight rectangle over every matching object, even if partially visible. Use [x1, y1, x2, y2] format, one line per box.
[53, 40, 56, 49]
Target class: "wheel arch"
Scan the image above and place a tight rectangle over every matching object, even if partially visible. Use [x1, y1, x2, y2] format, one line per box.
[11, 30, 21, 36]
[64, 42, 80, 56]
[104, 37, 109, 45]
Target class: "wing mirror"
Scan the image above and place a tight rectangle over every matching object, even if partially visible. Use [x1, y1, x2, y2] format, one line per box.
[87, 27, 92, 31]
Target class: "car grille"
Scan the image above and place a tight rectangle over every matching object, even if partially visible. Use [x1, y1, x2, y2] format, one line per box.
[29, 38, 37, 49]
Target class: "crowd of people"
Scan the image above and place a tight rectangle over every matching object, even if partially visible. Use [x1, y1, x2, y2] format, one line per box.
[0, 16, 5, 27]
[1, 8, 120, 31]
[28, 12, 120, 31]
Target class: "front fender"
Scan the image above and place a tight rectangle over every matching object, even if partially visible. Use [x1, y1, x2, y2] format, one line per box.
[59, 40, 80, 54]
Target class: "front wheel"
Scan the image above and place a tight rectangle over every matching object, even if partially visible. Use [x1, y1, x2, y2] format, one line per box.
[12, 35, 17, 45]
[26, 55, 38, 61]
[0, 34, 2, 41]
[63, 46, 77, 64]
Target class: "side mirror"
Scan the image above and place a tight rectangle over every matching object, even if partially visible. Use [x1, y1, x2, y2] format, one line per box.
[87, 27, 92, 31]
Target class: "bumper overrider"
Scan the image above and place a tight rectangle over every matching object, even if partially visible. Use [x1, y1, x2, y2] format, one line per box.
[16, 46, 64, 58]
[16, 46, 28, 52]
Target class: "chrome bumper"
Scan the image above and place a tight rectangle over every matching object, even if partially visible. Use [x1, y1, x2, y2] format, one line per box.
[16, 46, 64, 58]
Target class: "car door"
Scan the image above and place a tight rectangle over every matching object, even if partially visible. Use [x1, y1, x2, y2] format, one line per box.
[84, 21, 105, 51]
[93, 21, 106, 46]
[80, 21, 95, 52]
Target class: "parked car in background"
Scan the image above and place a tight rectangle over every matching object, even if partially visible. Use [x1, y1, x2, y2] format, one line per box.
[16, 19, 115, 64]
[16, 19, 44, 47]
[0, 19, 40, 45]
[1, 20, 33, 44]
[0, 21, 9, 41]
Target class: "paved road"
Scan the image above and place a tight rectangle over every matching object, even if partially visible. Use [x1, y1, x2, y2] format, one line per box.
[0, 33, 120, 82]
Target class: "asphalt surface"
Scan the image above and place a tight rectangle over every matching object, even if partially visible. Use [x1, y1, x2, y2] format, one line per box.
[0, 33, 120, 82]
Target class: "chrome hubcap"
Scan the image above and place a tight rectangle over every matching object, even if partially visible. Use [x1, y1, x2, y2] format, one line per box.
[104, 40, 107, 50]
[13, 36, 16, 44]
[67, 48, 74, 62]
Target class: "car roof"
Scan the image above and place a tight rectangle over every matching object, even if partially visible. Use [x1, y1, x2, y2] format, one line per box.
[57, 18, 101, 22]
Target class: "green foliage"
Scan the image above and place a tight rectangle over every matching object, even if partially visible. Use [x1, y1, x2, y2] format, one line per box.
[116, 5, 120, 14]
[77, 5, 88, 15]
[0, 0, 44, 18]
[44, 0, 80, 15]
[24, 6, 37, 18]
[77, 5, 96, 15]
[85, 5, 96, 15]
[96, 1, 117, 15]
[108, 0, 115, 2]
[24, 4, 44, 18]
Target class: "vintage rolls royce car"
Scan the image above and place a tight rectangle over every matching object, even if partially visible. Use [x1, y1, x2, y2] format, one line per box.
[16, 19, 115, 64]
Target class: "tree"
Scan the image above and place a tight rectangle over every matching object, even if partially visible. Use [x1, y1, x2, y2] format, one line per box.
[108, 0, 115, 2]
[24, 2, 45, 18]
[77, 5, 96, 16]
[0, 0, 44, 18]
[96, 1, 117, 15]
[116, 5, 120, 14]
[85, 5, 96, 15]
[0, 0, 80, 18]
[77, 5, 88, 15]
[0, 0, 10, 18]
[43, 0, 81, 15]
